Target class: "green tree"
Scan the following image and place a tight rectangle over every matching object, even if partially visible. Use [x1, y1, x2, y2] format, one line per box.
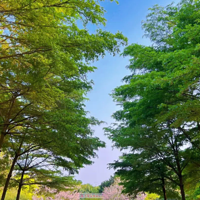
[111, 154, 180, 200]
[78, 184, 100, 193]
[0, 0, 127, 150]
[183, 158, 200, 199]
[106, 44, 191, 199]
[0, 0, 127, 199]
[1, 98, 104, 200]
[99, 176, 115, 193]
[106, 1, 200, 200]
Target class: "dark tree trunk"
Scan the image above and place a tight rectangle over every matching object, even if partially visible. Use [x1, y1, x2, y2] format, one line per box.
[0, 133, 5, 150]
[0, 97, 16, 150]
[16, 170, 25, 200]
[179, 175, 186, 200]
[161, 177, 167, 200]
[176, 159, 186, 200]
[1, 153, 18, 200]
[1, 133, 25, 200]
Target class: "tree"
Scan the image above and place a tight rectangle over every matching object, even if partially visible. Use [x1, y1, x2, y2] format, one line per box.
[32, 188, 80, 200]
[102, 177, 131, 200]
[106, 49, 191, 199]
[112, 154, 181, 200]
[183, 157, 200, 199]
[106, 1, 200, 200]
[54, 191, 80, 200]
[0, 0, 127, 198]
[99, 176, 115, 193]
[1, 98, 104, 200]
[0, 0, 127, 150]
[78, 184, 99, 194]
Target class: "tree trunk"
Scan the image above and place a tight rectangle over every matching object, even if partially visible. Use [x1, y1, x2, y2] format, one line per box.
[16, 170, 25, 200]
[179, 175, 186, 200]
[0, 124, 9, 150]
[0, 133, 5, 150]
[176, 160, 186, 200]
[0, 97, 16, 150]
[161, 178, 167, 200]
[1, 153, 18, 200]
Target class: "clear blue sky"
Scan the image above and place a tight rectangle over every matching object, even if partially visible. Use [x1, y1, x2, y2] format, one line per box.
[75, 0, 180, 186]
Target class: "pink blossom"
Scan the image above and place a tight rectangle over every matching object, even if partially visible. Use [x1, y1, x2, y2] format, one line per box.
[102, 178, 130, 200]
[55, 191, 79, 200]
[32, 187, 80, 200]
[102, 178, 146, 200]
[135, 193, 146, 200]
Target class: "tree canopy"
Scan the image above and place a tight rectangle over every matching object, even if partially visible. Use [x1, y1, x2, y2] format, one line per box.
[99, 176, 115, 193]
[106, 0, 200, 199]
[0, 0, 127, 199]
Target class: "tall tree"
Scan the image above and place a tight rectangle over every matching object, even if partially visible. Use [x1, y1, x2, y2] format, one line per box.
[1, 98, 105, 200]
[106, 1, 200, 200]
[0, 0, 127, 198]
[0, 0, 127, 149]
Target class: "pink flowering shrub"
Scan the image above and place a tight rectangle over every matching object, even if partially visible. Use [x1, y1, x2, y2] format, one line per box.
[102, 178, 130, 200]
[136, 193, 146, 200]
[102, 178, 146, 200]
[32, 187, 80, 200]
[54, 191, 80, 200]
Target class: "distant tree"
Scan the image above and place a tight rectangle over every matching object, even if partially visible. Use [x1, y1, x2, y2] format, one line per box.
[145, 193, 160, 200]
[99, 176, 115, 193]
[78, 184, 99, 193]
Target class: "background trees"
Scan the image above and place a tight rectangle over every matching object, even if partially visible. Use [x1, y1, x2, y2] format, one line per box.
[78, 184, 100, 194]
[99, 176, 114, 193]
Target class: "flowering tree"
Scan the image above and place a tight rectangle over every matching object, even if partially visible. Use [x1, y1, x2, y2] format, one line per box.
[102, 178, 130, 200]
[136, 193, 147, 200]
[54, 191, 80, 200]
[32, 187, 80, 200]
[102, 178, 146, 200]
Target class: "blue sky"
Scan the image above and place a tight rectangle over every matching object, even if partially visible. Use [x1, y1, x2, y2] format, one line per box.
[75, 0, 180, 186]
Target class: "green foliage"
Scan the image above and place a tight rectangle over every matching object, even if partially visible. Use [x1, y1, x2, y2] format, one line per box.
[0, 0, 127, 199]
[111, 154, 180, 199]
[0, 153, 10, 187]
[99, 176, 115, 193]
[79, 184, 100, 193]
[145, 193, 160, 200]
[0, 0, 127, 150]
[0, 186, 39, 200]
[106, 0, 200, 200]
